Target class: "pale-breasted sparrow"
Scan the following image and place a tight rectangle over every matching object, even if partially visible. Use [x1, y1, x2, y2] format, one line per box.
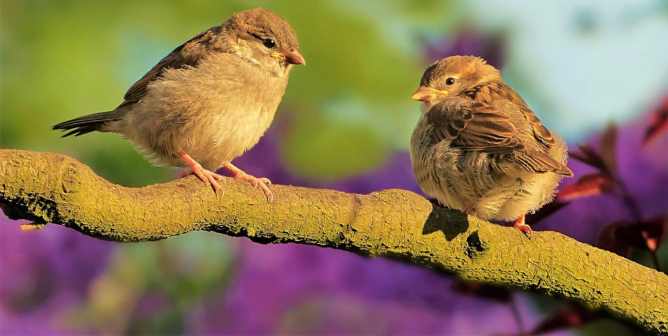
[54, 8, 305, 201]
[410, 56, 573, 235]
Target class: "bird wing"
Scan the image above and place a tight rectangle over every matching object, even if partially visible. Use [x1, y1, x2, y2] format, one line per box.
[427, 98, 522, 152]
[119, 26, 224, 107]
[428, 98, 572, 176]
[511, 92, 556, 149]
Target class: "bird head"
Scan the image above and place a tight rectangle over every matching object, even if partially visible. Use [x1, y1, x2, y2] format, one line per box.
[225, 8, 305, 75]
[411, 56, 501, 110]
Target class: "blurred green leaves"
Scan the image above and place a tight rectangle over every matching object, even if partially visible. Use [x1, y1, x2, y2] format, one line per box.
[1, 0, 457, 182]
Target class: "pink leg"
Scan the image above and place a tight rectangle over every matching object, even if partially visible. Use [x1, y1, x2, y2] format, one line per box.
[178, 152, 224, 194]
[223, 163, 273, 202]
[513, 214, 533, 238]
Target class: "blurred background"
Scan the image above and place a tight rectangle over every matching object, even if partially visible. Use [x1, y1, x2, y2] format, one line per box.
[1, 0, 667, 334]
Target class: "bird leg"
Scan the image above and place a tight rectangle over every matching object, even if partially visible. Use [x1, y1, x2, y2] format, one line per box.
[178, 152, 224, 193]
[512, 214, 533, 238]
[223, 162, 273, 202]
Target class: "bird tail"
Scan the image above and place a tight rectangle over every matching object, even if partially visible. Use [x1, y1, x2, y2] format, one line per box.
[53, 111, 119, 137]
[517, 150, 574, 177]
[554, 163, 574, 177]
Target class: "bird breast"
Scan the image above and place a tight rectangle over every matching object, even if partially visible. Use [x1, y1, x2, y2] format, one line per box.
[410, 116, 472, 211]
[122, 53, 289, 170]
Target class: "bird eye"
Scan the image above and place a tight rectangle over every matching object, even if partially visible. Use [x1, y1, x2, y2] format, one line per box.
[445, 77, 456, 85]
[262, 38, 276, 49]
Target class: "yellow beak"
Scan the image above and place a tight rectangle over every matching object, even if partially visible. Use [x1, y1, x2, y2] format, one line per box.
[271, 49, 306, 65]
[410, 86, 448, 102]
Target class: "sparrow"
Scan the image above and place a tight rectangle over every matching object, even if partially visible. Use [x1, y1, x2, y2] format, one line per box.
[53, 8, 305, 201]
[410, 56, 573, 236]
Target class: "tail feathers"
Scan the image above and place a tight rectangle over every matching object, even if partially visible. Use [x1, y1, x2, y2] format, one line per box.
[554, 163, 574, 177]
[516, 150, 574, 177]
[53, 111, 118, 137]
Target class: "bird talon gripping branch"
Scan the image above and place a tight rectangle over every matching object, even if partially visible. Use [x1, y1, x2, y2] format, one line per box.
[512, 215, 533, 238]
[224, 163, 274, 201]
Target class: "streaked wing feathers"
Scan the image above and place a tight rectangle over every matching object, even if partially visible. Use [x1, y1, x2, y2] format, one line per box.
[515, 149, 572, 176]
[428, 100, 521, 152]
[519, 105, 556, 147]
[120, 26, 224, 107]
[427, 97, 571, 176]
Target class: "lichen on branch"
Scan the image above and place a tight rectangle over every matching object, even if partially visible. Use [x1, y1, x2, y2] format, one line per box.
[0, 149, 666, 334]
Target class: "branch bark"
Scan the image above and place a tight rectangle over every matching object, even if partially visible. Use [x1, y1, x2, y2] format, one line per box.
[1, 149, 666, 334]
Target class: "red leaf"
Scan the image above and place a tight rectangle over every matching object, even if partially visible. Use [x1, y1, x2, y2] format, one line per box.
[598, 217, 667, 255]
[643, 95, 668, 147]
[526, 201, 570, 227]
[614, 225, 649, 250]
[598, 221, 634, 257]
[557, 173, 616, 200]
[451, 281, 512, 302]
[638, 216, 667, 251]
[600, 122, 618, 175]
[570, 144, 608, 173]
[530, 304, 599, 335]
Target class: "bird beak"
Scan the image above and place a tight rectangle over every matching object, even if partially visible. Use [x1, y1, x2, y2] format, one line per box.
[281, 49, 306, 65]
[411, 86, 448, 102]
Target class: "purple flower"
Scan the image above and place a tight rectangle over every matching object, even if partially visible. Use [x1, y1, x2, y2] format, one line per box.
[424, 27, 506, 68]
[539, 114, 668, 244]
[0, 219, 113, 334]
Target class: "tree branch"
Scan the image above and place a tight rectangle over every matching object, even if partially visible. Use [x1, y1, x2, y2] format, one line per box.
[1, 149, 666, 334]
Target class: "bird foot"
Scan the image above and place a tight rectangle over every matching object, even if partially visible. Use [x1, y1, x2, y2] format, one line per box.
[233, 172, 273, 202]
[179, 167, 225, 194]
[224, 163, 273, 202]
[179, 152, 225, 194]
[513, 215, 533, 238]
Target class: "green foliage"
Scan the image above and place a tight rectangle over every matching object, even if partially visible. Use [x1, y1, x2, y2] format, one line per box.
[0, 0, 458, 182]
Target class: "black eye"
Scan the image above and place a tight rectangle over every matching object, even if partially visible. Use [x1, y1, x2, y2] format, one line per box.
[262, 38, 276, 49]
[445, 77, 456, 85]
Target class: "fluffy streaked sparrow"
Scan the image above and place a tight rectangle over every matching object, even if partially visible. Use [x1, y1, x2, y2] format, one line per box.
[53, 8, 305, 201]
[410, 56, 573, 236]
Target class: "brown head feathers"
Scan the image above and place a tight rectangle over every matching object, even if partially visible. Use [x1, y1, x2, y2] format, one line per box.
[225, 8, 300, 52]
[420, 56, 501, 89]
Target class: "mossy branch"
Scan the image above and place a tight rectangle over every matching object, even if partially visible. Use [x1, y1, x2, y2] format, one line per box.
[0, 149, 666, 334]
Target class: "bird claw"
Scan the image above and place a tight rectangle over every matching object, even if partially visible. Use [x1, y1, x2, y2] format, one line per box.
[513, 215, 533, 238]
[233, 172, 274, 202]
[178, 152, 226, 195]
[180, 167, 225, 194]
